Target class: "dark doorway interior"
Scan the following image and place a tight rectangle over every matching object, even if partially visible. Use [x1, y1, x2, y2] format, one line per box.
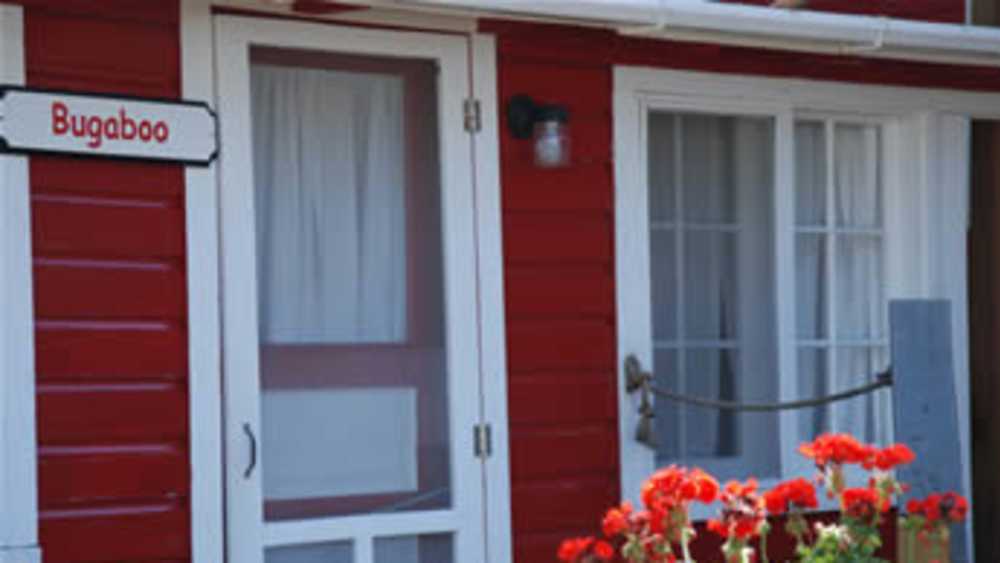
[969, 120, 1000, 562]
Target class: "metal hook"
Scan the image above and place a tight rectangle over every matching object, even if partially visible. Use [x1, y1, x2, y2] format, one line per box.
[625, 354, 652, 393]
[625, 354, 657, 449]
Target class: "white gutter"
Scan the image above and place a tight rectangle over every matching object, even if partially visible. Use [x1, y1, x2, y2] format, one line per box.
[394, 0, 1000, 67]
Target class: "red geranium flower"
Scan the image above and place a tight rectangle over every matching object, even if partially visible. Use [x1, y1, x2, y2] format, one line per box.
[799, 433, 873, 468]
[763, 478, 819, 515]
[593, 540, 615, 561]
[864, 443, 917, 471]
[558, 536, 594, 562]
[640, 465, 719, 541]
[709, 478, 766, 541]
[908, 491, 969, 527]
[842, 487, 888, 522]
[602, 501, 633, 537]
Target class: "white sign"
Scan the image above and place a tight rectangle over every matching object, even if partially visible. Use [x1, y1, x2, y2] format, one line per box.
[0, 87, 217, 165]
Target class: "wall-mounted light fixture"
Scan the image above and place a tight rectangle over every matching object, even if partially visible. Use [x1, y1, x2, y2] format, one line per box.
[506, 94, 571, 169]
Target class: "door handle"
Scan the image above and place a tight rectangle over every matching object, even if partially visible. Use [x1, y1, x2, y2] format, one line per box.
[243, 422, 257, 479]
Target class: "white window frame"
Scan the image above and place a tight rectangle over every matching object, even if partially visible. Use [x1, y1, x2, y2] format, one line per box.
[614, 67, 992, 547]
[0, 4, 41, 563]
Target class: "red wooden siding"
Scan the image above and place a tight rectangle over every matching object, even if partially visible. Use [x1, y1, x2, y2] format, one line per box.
[496, 40, 622, 563]
[24, 2, 190, 562]
[720, 0, 964, 24]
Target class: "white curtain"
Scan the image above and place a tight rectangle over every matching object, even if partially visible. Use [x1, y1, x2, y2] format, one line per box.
[251, 64, 407, 344]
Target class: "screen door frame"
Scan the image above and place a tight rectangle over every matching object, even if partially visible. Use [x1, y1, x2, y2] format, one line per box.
[214, 15, 508, 563]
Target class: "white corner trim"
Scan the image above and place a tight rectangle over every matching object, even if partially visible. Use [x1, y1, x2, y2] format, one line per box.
[0, 4, 40, 563]
[612, 79, 655, 506]
[470, 33, 514, 563]
[181, 1, 225, 563]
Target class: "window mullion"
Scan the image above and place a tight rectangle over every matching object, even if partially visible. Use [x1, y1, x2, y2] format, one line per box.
[675, 116, 688, 460]
[825, 119, 838, 433]
[774, 109, 798, 477]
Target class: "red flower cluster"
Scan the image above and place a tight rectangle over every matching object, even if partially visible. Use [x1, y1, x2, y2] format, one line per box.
[841, 486, 889, 522]
[763, 478, 819, 515]
[906, 492, 969, 527]
[799, 434, 916, 471]
[863, 443, 916, 472]
[602, 502, 633, 538]
[799, 433, 870, 467]
[641, 466, 719, 510]
[560, 467, 719, 562]
[557, 536, 615, 562]
[707, 479, 766, 541]
[641, 466, 719, 539]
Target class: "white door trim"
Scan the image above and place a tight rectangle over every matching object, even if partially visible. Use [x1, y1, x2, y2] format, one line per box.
[181, 1, 226, 563]
[0, 5, 41, 563]
[469, 33, 513, 563]
[214, 14, 509, 563]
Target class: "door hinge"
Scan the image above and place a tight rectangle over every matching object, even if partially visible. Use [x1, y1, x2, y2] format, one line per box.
[473, 423, 492, 458]
[463, 98, 482, 133]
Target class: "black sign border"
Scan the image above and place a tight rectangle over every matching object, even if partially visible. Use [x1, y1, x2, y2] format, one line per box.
[0, 85, 219, 167]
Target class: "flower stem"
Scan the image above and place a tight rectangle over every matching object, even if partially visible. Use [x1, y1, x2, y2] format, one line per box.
[681, 527, 694, 563]
[761, 528, 770, 563]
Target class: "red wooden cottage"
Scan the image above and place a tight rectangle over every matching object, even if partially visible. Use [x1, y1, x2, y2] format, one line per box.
[1, 0, 999, 561]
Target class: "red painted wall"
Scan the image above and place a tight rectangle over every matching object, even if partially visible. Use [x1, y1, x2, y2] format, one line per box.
[495, 33, 622, 563]
[487, 20, 1000, 562]
[24, 2, 190, 561]
[720, 0, 964, 24]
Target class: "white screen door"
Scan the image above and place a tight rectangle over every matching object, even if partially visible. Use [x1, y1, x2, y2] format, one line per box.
[215, 17, 488, 563]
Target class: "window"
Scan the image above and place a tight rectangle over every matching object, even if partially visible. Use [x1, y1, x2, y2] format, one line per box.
[647, 111, 780, 480]
[616, 66, 975, 532]
[642, 110, 891, 482]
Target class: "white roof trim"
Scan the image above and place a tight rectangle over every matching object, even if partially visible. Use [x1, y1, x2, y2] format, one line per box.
[395, 0, 1000, 67]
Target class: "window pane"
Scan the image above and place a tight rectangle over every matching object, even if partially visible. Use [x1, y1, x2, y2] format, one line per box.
[650, 229, 677, 342]
[684, 232, 738, 340]
[653, 349, 680, 464]
[832, 347, 879, 443]
[796, 347, 829, 442]
[835, 124, 881, 228]
[374, 534, 453, 563]
[872, 346, 893, 445]
[685, 349, 739, 458]
[252, 50, 451, 520]
[266, 542, 353, 563]
[648, 112, 676, 222]
[681, 115, 738, 224]
[795, 121, 827, 227]
[835, 235, 885, 340]
[796, 234, 827, 339]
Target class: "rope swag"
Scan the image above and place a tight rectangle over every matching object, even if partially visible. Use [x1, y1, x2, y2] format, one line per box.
[624, 354, 894, 448]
